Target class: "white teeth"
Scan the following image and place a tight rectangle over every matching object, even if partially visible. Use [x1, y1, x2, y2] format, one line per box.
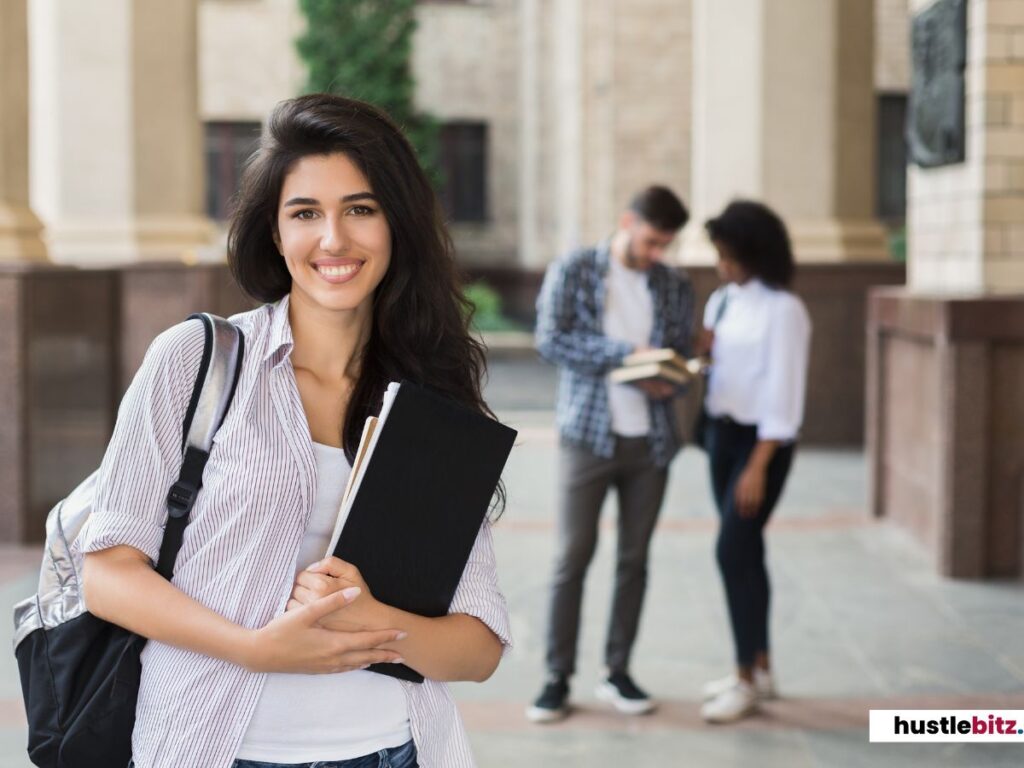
[316, 264, 359, 277]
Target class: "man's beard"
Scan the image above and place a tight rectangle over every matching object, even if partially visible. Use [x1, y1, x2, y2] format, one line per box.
[623, 236, 649, 270]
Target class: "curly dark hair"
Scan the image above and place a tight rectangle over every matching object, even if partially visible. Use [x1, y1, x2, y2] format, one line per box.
[227, 93, 504, 514]
[704, 200, 795, 288]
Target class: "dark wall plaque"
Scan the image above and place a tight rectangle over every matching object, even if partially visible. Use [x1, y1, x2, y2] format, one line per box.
[908, 0, 967, 168]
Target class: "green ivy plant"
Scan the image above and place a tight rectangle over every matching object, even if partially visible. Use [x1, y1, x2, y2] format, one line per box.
[464, 281, 526, 333]
[295, 0, 440, 182]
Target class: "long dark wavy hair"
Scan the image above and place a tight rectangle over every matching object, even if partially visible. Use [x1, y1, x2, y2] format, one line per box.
[228, 94, 504, 515]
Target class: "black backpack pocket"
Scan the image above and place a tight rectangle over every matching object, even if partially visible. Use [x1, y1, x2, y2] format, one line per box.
[16, 612, 143, 768]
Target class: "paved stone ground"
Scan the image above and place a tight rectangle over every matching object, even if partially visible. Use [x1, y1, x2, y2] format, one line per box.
[2, 357, 1022, 767]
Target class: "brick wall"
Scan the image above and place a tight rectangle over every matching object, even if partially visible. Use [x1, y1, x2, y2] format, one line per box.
[907, 0, 1024, 292]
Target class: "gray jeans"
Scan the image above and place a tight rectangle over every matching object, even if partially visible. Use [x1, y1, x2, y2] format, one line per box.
[545, 437, 668, 676]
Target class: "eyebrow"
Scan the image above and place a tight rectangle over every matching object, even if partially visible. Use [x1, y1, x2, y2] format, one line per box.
[282, 192, 379, 207]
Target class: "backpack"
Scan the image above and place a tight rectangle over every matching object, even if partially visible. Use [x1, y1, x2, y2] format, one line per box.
[12, 313, 244, 768]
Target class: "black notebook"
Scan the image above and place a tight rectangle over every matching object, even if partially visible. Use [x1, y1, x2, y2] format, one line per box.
[328, 381, 517, 683]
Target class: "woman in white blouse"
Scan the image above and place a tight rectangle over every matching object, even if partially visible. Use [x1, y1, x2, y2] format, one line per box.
[697, 200, 811, 723]
[80, 94, 510, 768]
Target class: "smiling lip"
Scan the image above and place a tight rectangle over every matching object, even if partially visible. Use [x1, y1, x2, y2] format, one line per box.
[312, 259, 363, 284]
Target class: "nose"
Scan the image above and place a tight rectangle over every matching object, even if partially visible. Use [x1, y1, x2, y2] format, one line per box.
[319, 215, 350, 254]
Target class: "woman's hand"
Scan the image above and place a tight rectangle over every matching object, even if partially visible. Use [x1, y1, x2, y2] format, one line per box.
[287, 557, 386, 633]
[696, 329, 715, 357]
[242, 589, 406, 674]
[734, 461, 767, 518]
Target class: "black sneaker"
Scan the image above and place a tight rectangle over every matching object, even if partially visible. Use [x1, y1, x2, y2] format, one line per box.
[525, 675, 570, 723]
[595, 671, 655, 715]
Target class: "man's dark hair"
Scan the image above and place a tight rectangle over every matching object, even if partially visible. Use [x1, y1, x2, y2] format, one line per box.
[705, 199, 795, 288]
[629, 185, 689, 232]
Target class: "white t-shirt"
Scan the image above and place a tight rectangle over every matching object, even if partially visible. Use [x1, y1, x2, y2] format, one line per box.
[602, 255, 654, 437]
[236, 441, 412, 762]
[704, 279, 811, 441]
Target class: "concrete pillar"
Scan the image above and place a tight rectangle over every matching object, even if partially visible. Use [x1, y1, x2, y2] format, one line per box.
[520, 0, 692, 266]
[0, 0, 47, 262]
[688, 0, 888, 263]
[29, 0, 213, 264]
[577, 0, 692, 252]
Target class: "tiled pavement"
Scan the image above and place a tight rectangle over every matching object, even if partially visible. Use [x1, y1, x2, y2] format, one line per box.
[2, 358, 1022, 766]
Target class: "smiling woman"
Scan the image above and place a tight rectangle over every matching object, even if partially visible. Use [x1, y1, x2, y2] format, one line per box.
[78, 94, 512, 768]
[275, 156, 392, 314]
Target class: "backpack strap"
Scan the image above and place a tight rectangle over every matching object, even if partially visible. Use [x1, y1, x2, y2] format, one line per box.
[155, 314, 245, 580]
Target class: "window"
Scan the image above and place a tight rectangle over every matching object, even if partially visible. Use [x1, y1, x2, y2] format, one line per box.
[439, 122, 488, 223]
[205, 121, 261, 221]
[876, 94, 908, 223]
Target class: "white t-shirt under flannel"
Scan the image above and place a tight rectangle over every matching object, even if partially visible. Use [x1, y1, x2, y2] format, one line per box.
[602, 254, 653, 437]
[78, 295, 512, 768]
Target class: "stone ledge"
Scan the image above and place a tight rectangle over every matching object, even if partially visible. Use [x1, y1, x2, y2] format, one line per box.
[478, 330, 537, 359]
[867, 288, 1024, 578]
[870, 287, 1024, 341]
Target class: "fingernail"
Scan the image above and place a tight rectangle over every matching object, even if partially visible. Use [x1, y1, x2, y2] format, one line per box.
[341, 587, 361, 600]
[391, 657, 405, 664]
[395, 631, 408, 640]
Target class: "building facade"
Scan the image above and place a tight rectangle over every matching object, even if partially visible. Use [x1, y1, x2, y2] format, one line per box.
[194, 0, 909, 268]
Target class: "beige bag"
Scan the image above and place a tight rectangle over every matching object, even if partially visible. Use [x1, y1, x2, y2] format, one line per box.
[672, 360, 709, 447]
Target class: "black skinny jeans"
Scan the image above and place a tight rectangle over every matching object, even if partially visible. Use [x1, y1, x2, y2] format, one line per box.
[707, 417, 794, 667]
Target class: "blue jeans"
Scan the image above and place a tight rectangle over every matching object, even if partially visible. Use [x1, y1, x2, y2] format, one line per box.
[129, 740, 417, 768]
[706, 417, 795, 667]
[232, 740, 418, 768]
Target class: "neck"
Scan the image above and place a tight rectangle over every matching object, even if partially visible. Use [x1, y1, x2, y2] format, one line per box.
[287, 291, 372, 383]
[609, 230, 630, 267]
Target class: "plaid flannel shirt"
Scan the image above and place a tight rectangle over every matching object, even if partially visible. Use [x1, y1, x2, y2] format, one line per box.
[534, 241, 695, 468]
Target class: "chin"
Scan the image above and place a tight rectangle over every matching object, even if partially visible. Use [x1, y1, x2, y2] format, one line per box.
[294, 283, 371, 314]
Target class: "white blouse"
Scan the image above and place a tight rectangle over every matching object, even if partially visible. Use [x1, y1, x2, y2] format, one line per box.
[78, 296, 512, 768]
[703, 279, 811, 441]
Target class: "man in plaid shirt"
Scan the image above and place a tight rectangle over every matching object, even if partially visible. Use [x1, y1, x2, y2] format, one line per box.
[527, 186, 695, 723]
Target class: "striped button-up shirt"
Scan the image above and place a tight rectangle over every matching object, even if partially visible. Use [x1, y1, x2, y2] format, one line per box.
[78, 296, 512, 768]
[534, 241, 695, 467]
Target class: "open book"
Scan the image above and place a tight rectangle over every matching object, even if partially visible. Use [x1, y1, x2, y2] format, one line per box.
[610, 347, 706, 386]
[325, 381, 517, 683]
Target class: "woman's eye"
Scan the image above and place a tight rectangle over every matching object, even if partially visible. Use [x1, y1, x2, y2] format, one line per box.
[294, 209, 317, 221]
[349, 205, 375, 216]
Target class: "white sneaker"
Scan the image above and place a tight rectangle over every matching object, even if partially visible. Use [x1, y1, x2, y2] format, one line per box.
[594, 671, 656, 715]
[701, 669, 776, 701]
[700, 680, 758, 723]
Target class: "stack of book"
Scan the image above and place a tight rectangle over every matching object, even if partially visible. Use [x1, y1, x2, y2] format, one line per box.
[609, 348, 706, 386]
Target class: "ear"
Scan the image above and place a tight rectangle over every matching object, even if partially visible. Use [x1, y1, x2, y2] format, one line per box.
[619, 210, 636, 231]
[271, 222, 282, 254]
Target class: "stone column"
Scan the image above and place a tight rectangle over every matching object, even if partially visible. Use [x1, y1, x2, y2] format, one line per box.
[0, 0, 47, 262]
[868, 0, 1024, 578]
[520, 0, 692, 266]
[29, 0, 213, 264]
[688, 0, 889, 263]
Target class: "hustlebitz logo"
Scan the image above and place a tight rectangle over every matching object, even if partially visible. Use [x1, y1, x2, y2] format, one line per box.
[894, 714, 1022, 736]
[869, 709, 1024, 743]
